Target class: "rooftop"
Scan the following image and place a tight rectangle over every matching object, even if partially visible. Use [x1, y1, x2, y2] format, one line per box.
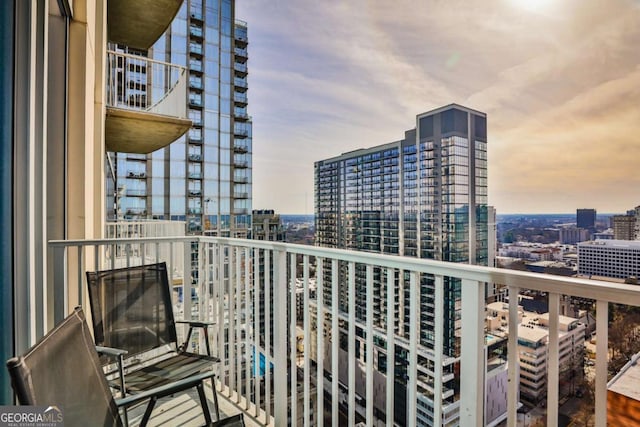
[608, 354, 640, 400]
[578, 239, 640, 249]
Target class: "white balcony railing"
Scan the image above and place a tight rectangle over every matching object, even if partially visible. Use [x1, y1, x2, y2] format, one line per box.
[106, 50, 188, 119]
[47, 236, 640, 427]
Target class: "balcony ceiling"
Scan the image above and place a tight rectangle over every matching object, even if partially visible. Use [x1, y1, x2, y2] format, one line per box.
[105, 107, 192, 154]
[107, 0, 183, 50]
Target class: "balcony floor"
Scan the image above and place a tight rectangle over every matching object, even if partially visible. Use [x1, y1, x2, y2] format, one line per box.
[126, 383, 263, 427]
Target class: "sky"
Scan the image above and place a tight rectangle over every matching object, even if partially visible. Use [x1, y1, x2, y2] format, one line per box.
[236, 0, 640, 215]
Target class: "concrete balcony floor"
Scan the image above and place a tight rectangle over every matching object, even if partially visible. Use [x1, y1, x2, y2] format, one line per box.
[108, 0, 183, 49]
[105, 107, 192, 154]
[126, 382, 262, 427]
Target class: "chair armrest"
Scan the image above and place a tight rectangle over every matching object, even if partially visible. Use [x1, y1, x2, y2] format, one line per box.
[176, 320, 216, 328]
[176, 320, 215, 356]
[95, 346, 128, 397]
[114, 370, 216, 409]
[95, 346, 128, 357]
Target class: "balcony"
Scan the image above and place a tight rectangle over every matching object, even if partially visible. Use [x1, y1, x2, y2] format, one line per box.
[43, 236, 640, 426]
[233, 160, 249, 169]
[105, 51, 192, 154]
[234, 47, 248, 62]
[233, 141, 249, 153]
[234, 92, 248, 106]
[233, 176, 249, 184]
[234, 127, 249, 138]
[234, 62, 248, 77]
[233, 192, 249, 199]
[234, 78, 248, 92]
[107, 0, 183, 49]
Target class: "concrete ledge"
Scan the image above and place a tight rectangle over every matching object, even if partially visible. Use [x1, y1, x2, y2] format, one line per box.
[105, 107, 191, 154]
[107, 0, 183, 49]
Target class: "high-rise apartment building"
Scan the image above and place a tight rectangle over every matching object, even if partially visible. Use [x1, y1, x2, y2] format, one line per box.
[576, 208, 596, 230]
[613, 215, 636, 240]
[107, 0, 252, 238]
[315, 104, 488, 426]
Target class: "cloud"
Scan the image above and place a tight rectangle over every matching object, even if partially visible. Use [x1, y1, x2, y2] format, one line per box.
[237, 0, 640, 214]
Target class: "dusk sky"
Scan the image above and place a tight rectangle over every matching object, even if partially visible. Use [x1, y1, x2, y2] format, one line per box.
[237, 0, 640, 215]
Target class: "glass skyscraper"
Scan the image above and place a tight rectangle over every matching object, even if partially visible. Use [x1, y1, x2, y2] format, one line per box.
[107, 0, 252, 237]
[315, 104, 488, 426]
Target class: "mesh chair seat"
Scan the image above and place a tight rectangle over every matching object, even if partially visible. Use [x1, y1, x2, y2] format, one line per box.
[115, 352, 218, 393]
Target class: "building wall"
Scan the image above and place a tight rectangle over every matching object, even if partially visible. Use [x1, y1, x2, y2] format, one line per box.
[578, 240, 640, 279]
[608, 391, 640, 426]
[613, 215, 636, 240]
[2, 0, 107, 403]
[576, 208, 596, 230]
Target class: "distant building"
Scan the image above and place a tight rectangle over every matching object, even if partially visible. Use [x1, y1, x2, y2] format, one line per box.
[613, 215, 636, 240]
[559, 227, 590, 245]
[608, 353, 640, 426]
[251, 209, 285, 241]
[486, 302, 585, 405]
[593, 229, 614, 240]
[578, 240, 640, 280]
[577, 209, 596, 230]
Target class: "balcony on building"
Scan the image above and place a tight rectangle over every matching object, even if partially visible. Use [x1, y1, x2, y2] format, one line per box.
[234, 77, 248, 92]
[234, 91, 248, 107]
[105, 50, 192, 154]
[107, 0, 183, 50]
[233, 140, 249, 154]
[233, 160, 249, 169]
[234, 62, 248, 77]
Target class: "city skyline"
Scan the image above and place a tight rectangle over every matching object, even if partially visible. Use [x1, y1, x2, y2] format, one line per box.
[238, 0, 640, 215]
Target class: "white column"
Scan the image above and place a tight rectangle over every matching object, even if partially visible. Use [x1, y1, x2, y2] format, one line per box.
[365, 265, 374, 425]
[348, 262, 356, 427]
[595, 300, 608, 427]
[316, 258, 325, 427]
[460, 278, 484, 426]
[289, 253, 297, 425]
[386, 268, 395, 426]
[407, 271, 418, 427]
[507, 286, 520, 426]
[272, 245, 288, 425]
[547, 293, 560, 427]
[331, 259, 339, 426]
[253, 248, 261, 418]
[433, 275, 444, 426]
[303, 255, 310, 427]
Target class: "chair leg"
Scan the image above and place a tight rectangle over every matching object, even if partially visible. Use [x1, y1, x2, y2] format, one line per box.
[140, 396, 157, 427]
[211, 377, 220, 420]
[196, 382, 212, 424]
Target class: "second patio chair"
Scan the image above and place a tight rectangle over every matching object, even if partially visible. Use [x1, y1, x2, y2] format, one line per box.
[86, 262, 220, 421]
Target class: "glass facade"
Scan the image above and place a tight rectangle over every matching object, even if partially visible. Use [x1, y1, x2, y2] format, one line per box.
[107, 0, 252, 237]
[315, 105, 488, 426]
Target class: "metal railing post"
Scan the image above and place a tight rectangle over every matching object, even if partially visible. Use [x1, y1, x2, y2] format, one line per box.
[272, 244, 288, 425]
[460, 278, 484, 426]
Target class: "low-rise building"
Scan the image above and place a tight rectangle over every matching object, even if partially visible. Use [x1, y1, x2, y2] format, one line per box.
[578, 240, 640, 280]
[486, 301, 586, 405]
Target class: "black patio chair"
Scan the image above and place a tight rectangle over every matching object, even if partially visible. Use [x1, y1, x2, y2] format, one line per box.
[6, 307, 224, 427]
[86, 262, 220, 422]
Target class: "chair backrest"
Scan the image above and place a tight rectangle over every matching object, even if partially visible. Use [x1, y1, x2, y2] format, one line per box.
[6, 307, 122, 427]
[86, 262, 178, 357]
